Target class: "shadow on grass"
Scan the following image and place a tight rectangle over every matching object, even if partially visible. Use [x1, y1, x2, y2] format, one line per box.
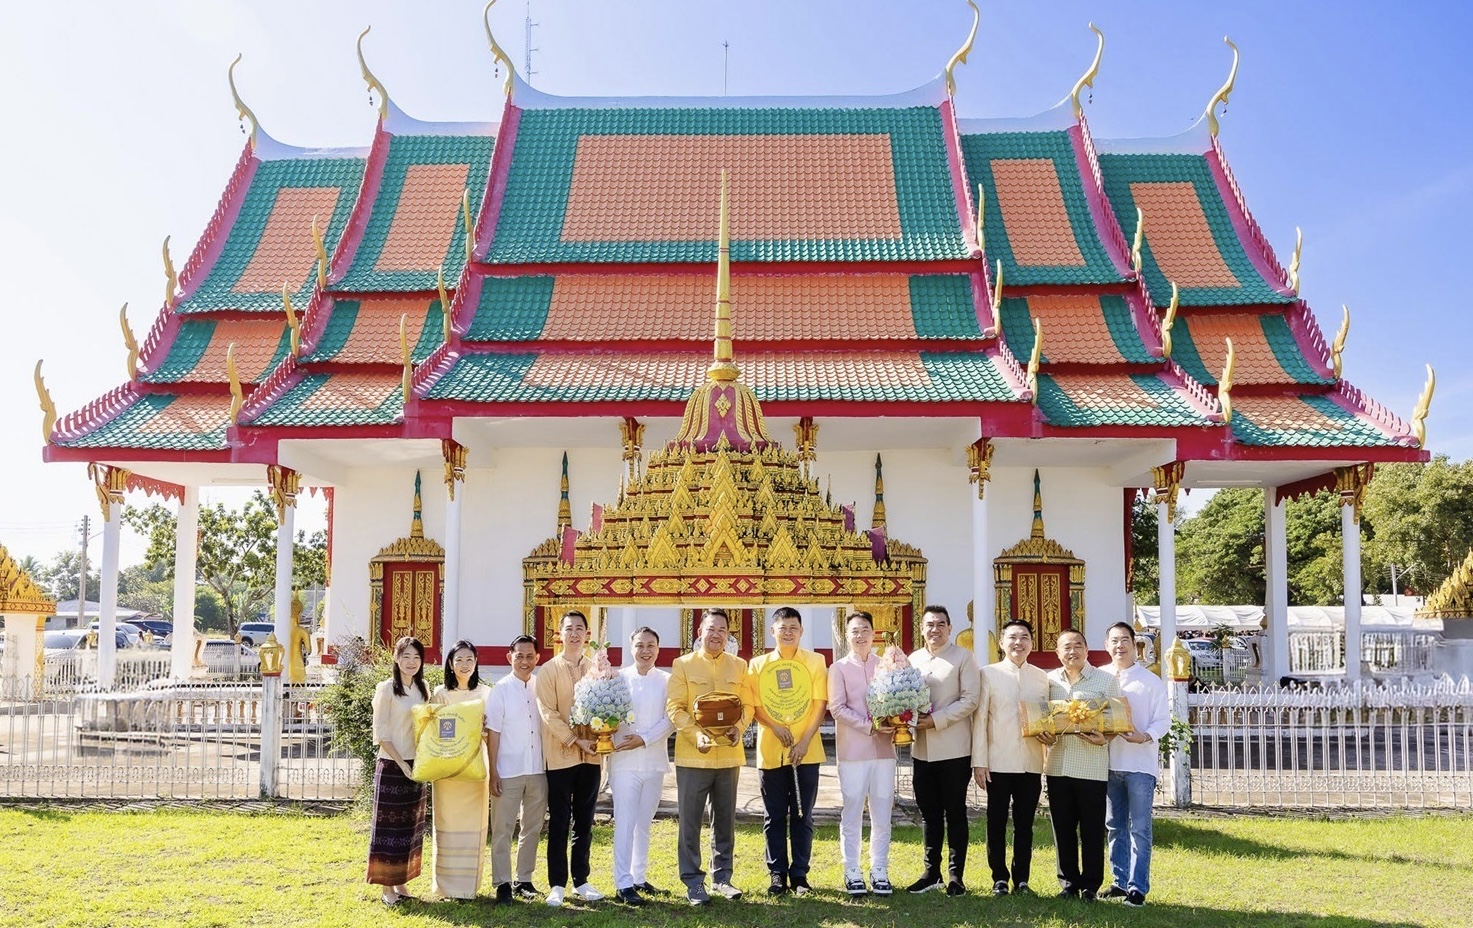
[1153, 818, 1465, 872]
[9, 806, 72, 822]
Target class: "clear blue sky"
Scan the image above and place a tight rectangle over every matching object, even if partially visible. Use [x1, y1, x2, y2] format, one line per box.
[1, 0, 1468, 566]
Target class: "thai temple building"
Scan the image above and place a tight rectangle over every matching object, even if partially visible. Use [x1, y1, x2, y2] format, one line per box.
[36, 5, 1433, 683]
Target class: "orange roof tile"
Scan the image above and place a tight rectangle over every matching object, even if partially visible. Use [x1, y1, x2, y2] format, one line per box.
[540, 273, 919, 341]
[374, 162, 472, 272]
[990, 158, 1085, 267]
[183, 319, 287, 383]
[1128, 181, 1240, 289]
[234, 186, 343, 294]
[333, 297, 436, 364]
[1182, 314, 1287, 385]
[135, 394, 233, 436]
[522, 352, 932, 391]
[560, 134, 902, 243]
[1231, 395, 1346, 433]
[1046, 372, 1162, 412]
[1013, 295, 1128, 364]
[295, 373, 402, 415]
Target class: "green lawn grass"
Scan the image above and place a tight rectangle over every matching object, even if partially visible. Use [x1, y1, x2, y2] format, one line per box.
[1, 806, 1465, 928]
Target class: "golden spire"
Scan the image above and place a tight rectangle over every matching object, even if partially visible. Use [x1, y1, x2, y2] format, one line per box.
[162, 236, 178, 309]
[482, 0, 516, 97]
[399, 313, 412, 405]
[1331, 305, 1350, 379]
[709, 169, 738, 383]
[1203, 37, 1240, 138]
[1160, 282, 1179, 359]
[872, 454, 887, 533]
[356, 27, 390, 119]
[227, 54, 260, 150]
[1287, 226, 1303, 294]
[1025, 319, 1043, 404]
[283, 284, 300, 355]
[1411, 364, 1435, 449]
[410, 471, 425, 538]
[311, 214, 328, 288]
[462, 189, 475, 264]
[1069, 23, 1105, 119]
[120, 304, 139, 380]
[437, 265, 452, 342]
[225, 344, 244, 424]
[1130, 208, 1144, 275]
[1218, 337, 1236, 423]
[34, 360, 56, 442]
[557, 451, 572, 531]
[1030, 469, 1046, 539]
[944, 0, 981, 97]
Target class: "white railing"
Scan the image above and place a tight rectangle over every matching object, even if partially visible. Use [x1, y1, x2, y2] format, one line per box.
[1288, 632, 1439, 678]
[1186, 677, 1473, 808]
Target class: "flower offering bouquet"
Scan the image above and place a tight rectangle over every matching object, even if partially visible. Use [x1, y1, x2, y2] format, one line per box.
[866, 636, 931, 746]
[570, 643, 634, 754]
[1020, 695, 1133, 737]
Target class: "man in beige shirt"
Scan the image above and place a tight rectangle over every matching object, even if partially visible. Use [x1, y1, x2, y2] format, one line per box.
[972, 619, 1051, 896]
[906, 605, 981, 896]
[535, 610, 603, 907]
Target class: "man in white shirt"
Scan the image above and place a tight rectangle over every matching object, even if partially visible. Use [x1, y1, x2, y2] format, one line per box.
[1101, 621, 1171, 908]
[972, 619, 1051, 897]
[609, 627, 673, 907]
[486, 634, 549, 904]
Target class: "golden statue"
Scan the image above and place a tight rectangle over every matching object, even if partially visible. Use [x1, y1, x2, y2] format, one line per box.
[288, 590, 310, 684]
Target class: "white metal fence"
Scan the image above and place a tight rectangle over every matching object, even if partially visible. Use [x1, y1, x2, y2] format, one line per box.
[0, 677, 359, 801]
[1187, 677, 1473, 808]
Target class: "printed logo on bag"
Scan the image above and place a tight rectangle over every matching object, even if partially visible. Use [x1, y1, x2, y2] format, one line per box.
[776, 668, 793, 690]
[439, 718, 457, 739]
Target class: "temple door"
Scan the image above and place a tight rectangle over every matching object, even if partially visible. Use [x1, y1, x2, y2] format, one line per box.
[1009, 563, 1071, 653]
[379, 561, 443, 663]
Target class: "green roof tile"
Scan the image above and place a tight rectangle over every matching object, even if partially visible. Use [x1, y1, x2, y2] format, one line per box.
[1261, 315, 1333, 385]
[301, 301, 360, 362]
[250, 374, 402, 427]
[1231, 394, 1398, 447]
[464, 277, 556, 342]
[908, 275, 982, 338]
[56, 394, 228, 451]
[1036, 373, 1209, 428]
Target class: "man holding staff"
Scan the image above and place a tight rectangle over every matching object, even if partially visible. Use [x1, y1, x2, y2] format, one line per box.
[667, 608, 754, 906]
[748, 606, 828, 896]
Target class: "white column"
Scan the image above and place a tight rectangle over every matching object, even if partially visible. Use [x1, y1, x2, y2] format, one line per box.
[170, 485, 199, 681]
[98, 495, 123, 689]
[1264, 491, 1290, 683]
[259, 674, 282, 798]
[971, 488, 990, 657]
[1157, 499, 1177, 669]
[1342, 502, 1363, 682]
[273, 501, 295, 645]
[442, 480, 463, 649]
[1167, 675, 1191, 807]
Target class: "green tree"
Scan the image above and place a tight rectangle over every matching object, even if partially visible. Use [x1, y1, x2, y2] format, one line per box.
[1362, 457, 1473, 599]
[1130, 493, 1161, 606]
[38, 549, 100, 604]
[118, 563, 173, 616]
[1285, 490, 1347, 606]
[122, 491, 327, 636]
[1177, 488, 1265, 604]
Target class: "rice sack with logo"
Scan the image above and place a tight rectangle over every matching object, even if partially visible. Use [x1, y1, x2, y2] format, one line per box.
[409, 700, 487, 782]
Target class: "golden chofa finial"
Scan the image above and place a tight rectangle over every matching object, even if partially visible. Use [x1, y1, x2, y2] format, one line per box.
[311, 214, 328, 289]
[1203, 37, 1240, 138]
[34, 360, 57, 442]
[708, 169, 739, 383]
[227, 54, 260, 150]
[462, 189, 475, 264]
[162, 236, 179, 309]
[483, 0, 516, 97]
[225, 344, 244, 425]
[974, 184, 986, 252]
[944, 0, 981, 97]
[400, 313, 413, 404]
[983, 259, 1004, 339]
[1218, 337, 1236, 423]
[1069, 23, 1105, 120]
[1160, 282, 1179, 359]
[1287, 226, 1303, 294]
[1130, 208, 1144, 275]
[282, 283, 300, 355]
[437, 265, 452, 342]
[356, 26, 390, 119]
[1025, 319, 1043, 405]
[1410, 363, 1435, 449]
[120, 304, 139, 380]
[1331, 304, 1350, 379]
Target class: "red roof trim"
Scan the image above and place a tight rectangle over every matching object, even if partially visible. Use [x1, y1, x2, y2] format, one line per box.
[326, 122, 393, 285]
[176, 145, 259, 303]
[475, 101, 523, 259]
[470, 258, 987, 278]
[48, 382, 141, 445]
[1070, 118, 1134, 277]
[1206, 137, 1295, 298]
[42, 445, 235, 465]
[940, 98, 982, 258]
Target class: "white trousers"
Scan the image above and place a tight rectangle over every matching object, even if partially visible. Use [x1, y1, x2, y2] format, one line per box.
[837, 757, 897, 880]
[610, 767, 665, 890]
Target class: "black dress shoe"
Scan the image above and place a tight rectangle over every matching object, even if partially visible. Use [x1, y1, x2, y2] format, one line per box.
[1059, 887, 1080, 899]
[495, 883, 513, 904]
[791, 878, 812, 897]
[617, 887, 645, 906]
[1101, 885, 1129, 900]
[1081, 889, 1097, 903]
[512, 882, 541, 900]
[946, 881, 966, 897]
[992, 880, 1009, 896]
[638, 882, 666, 896]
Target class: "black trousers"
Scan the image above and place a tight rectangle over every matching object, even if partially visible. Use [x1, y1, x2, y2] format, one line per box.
[912, 756, 971, 881]
[985, 771, 1042, 885]
[545, 762, 600, 888]
[1047, 774, 1108, 894]
[759, 763, 820, 881]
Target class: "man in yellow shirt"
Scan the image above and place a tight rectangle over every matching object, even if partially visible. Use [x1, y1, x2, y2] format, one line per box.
[747, 606, 828, 896]
[666, 609, 754, 906]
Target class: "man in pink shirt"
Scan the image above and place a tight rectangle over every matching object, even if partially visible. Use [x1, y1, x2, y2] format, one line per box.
[826, 611, 896, 896]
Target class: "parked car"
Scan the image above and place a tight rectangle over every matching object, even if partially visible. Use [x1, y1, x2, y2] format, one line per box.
[237, 623, 277, 647]
[128, 619, 175, 643]
[51, 628, 131, 652]
[200, 639, 260, 675]
[1184, 636, 1247, 671]
[88, 621, 144, 649]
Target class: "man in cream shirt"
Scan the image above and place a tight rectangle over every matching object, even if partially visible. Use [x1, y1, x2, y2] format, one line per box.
[972, 619, 1051, 897]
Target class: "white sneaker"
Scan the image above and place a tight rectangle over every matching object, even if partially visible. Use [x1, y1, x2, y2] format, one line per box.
[546, 886, 565, 907]
[712, 881, 743, 900]
[573, 883, 604, 902]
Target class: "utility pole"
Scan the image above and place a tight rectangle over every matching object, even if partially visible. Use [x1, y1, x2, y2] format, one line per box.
[77, 514, 90, 629]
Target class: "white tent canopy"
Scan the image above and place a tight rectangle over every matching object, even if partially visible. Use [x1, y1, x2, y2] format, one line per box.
[1136, 605, 1442, 634]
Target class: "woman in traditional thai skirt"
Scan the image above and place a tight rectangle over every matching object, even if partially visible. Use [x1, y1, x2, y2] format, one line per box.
[428, 640, 492, 899]
[367, 635, 429, 905]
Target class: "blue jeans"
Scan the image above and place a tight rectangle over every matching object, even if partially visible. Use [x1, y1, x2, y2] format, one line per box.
[1105, 770, 1156, 897]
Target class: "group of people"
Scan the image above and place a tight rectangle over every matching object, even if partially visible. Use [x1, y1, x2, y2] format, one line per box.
[365, 604, 1169, 909]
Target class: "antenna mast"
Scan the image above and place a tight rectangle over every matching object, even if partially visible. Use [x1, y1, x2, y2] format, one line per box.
[524, 1, 538, 84]
[723, 40, 729, 95]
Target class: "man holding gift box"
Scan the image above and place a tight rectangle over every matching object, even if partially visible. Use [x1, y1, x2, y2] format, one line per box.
[666, 608, 754, 906]
[1101, 621, 1170, 908]
[972, 619, 1051, 897]
[1040, 628, 1120, 902]
[906, 605, 981, 896]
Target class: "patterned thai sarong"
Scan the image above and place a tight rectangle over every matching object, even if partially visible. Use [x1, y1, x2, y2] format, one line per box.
[366, 757, 427, 886]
